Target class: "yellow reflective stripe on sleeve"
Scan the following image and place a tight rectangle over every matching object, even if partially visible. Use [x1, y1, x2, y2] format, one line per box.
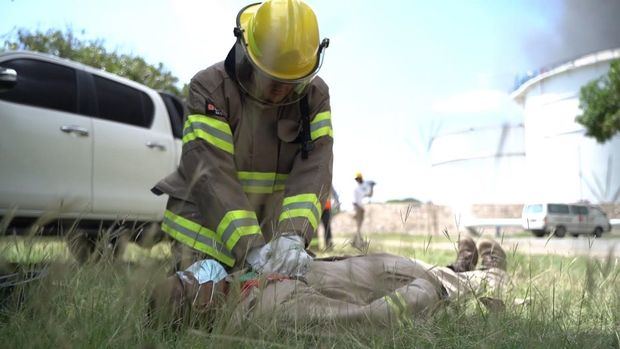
[162, 210, 235, 267]
[237, 171, 289, 194]
[310, 111, 333, 140]
[274, 173, 288, 191]
[188, 114, 232, 135]
[278, 193, 322, 229]
[217, 210, 261, 250]
[182, 114, 234, 154]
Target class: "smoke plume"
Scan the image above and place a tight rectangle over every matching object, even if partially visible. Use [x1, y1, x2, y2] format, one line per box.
[524, 0, 620, 68]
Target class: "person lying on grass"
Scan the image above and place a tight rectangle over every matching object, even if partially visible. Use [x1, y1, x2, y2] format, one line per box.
[148, 238, 508, 327]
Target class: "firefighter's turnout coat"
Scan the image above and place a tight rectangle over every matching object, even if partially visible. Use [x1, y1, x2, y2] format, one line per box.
[153, 62, 333, 268]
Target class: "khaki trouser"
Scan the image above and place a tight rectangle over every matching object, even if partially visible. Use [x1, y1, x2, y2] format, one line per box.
[353, 204, 365, 238]
[233, 253, 507, 325]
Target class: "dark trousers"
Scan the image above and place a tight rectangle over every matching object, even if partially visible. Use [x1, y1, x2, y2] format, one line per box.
[321, 209, 332, 246]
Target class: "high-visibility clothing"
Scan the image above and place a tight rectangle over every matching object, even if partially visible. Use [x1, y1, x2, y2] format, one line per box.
[153, 61, 333, 267]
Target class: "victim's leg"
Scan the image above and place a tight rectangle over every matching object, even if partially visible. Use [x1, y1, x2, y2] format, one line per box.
[257, 278, 442, 326]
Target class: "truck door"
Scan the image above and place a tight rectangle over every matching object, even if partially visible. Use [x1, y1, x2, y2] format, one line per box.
[159, 92, 185, 164]
[89, 74, 174, 220]
[0, 58, 93, 214]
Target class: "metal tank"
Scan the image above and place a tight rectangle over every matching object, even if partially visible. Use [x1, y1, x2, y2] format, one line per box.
[511, 48, 620, 204]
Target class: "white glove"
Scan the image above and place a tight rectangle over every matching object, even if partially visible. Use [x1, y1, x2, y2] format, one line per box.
[246, 235, 312, 277]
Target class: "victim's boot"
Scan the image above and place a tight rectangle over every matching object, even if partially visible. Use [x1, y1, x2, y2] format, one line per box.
[447, 237, 478, 272]
[478, 239, 507, 271]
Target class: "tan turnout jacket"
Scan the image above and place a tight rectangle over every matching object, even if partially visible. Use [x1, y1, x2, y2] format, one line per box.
[153, 62, 333, 268]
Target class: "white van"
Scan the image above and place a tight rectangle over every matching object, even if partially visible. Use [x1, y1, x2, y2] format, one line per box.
[522, 203, 612, 238]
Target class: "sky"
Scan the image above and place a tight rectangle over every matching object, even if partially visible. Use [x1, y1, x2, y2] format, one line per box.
[2, 0, 620, 208]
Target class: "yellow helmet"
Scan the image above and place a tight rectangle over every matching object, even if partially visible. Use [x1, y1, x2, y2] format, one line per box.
[231, 0, 329, 105]
[355, 172, 363, 180]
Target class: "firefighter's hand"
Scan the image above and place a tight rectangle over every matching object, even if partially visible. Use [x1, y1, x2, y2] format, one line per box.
[246, 235, 312, 277]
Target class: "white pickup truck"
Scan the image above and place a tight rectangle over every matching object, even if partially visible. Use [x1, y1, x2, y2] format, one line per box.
[0, 51, 183, 260]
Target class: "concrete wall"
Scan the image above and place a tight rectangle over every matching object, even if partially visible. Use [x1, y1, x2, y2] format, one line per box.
[328, 203, 620, 237]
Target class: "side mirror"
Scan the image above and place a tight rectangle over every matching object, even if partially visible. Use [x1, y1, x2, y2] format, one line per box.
[0, 67, 17, 92]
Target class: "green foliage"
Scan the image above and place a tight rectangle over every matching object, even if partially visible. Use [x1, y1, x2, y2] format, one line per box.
[2, 28, 187, 98]
[576, 59, 620, 143]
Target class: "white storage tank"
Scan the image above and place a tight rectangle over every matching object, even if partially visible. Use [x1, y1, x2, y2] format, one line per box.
[511, 48, 620, 204]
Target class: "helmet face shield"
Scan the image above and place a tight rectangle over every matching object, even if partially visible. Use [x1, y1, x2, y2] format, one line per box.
[233, 36, 327, 106]
[232, 1, 329, 106]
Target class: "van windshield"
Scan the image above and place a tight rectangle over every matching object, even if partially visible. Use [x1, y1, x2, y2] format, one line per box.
[548, 204, 570, 214]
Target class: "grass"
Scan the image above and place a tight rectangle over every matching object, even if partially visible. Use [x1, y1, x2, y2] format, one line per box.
[1, 233, 619, 348]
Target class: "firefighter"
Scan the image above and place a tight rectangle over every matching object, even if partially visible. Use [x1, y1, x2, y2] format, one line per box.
[152, 0, 332, 277]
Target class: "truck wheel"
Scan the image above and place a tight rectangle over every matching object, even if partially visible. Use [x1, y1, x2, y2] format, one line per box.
[67, 227, 129, 263]
[554, 226, 566, 238]
[96, 226, 132, 261]
[532, 230, 546, 237]
[109, 229, 130, 259]
[67, 231, 97, 264]
[593, 227, 603, 238]
[134, 222, 164, 249]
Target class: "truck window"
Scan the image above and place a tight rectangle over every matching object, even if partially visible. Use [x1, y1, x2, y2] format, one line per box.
[160, 93, 184, 139]
[0, 59, 77, 113]
[548, 204, 569, 214]
[93, 75, 154, 128]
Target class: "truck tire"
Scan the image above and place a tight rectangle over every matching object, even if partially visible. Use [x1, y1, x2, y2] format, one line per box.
[593, 227, 603, 238]
[67, 227, 130, 263]
[554, 226, 566, 238]
[67, 230, 97, 264]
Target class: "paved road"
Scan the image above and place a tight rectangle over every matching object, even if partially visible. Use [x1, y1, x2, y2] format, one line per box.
[334, 236, 620, 260]
[497, 236, 619, 259]
[354, 235, 620, 260]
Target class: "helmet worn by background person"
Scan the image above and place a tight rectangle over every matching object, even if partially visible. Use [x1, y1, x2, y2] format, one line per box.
[230, 0, 330, 106]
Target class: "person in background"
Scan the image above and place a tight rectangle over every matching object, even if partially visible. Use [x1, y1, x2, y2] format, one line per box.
[352, 172, 374, 249]
[320, 187, 340, 250]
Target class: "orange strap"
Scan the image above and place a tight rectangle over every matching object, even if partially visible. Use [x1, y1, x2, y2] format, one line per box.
[241, 274, 291, 297]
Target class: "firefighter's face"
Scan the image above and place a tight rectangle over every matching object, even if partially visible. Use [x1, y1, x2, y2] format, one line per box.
[253, 73, 295, 104]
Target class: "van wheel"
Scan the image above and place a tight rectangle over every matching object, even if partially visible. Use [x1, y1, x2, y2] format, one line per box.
[532, 230, 546, 237]
[554, 226, 566, 238]
[593, 227, 603, 238]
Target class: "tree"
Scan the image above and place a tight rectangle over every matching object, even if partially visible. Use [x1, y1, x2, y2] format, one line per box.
[576, 59, 620, 143]
[2, 28, 186, 98]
